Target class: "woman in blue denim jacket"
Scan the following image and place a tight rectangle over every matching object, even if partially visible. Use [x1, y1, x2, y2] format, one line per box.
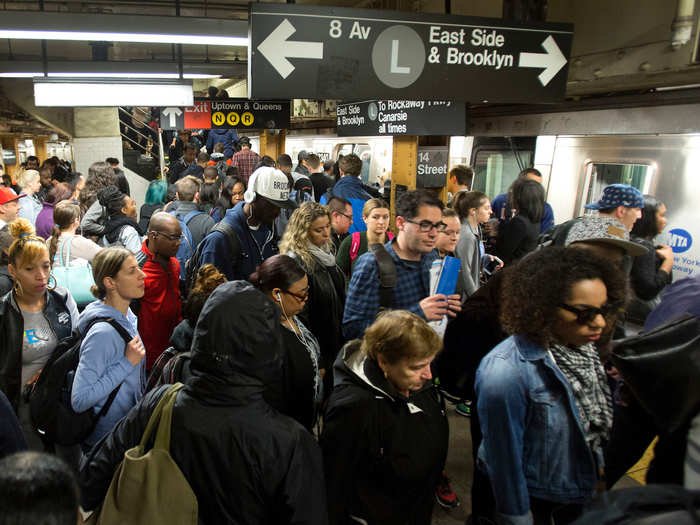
[475, 247, 626, 525]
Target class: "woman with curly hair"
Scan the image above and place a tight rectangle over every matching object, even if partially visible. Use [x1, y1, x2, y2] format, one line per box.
[279, 201, 345, 388]
[475, 246, 626, 525]
[98, 186, 143, 255]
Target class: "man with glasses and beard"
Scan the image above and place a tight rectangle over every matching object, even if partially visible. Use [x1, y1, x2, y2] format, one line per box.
[343, 190, 461, 341]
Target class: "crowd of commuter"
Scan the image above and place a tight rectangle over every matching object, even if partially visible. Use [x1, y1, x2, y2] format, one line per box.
[0, 139, 698, 525]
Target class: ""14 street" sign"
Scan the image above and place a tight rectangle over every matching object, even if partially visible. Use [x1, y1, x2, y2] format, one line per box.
[249, 4, 573, 103]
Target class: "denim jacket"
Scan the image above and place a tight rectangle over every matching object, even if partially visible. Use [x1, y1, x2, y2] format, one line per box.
[475, 335, 596, 525]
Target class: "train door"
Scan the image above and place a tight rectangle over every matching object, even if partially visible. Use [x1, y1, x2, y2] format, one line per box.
[469, 137, 536, 201]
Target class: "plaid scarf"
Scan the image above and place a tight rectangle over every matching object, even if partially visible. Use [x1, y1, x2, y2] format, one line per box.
[549, 342, 613, 462]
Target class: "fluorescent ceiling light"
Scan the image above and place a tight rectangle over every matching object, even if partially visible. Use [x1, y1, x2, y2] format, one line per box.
[0, 11, 248, 46]
[1, 72, 221, 79]
[0, 30, 247, 47]
[34, 79, 194, 107]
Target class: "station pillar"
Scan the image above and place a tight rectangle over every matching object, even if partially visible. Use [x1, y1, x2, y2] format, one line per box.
[389, 135, 450, 228]
[259, 129, 286, 161]
[72, 107, 121, 175]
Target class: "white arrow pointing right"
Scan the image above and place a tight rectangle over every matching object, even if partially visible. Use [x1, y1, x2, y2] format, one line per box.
[162, 107, 183, 128]
[257, 19, 324, 79]
[518, 35, 567, 87]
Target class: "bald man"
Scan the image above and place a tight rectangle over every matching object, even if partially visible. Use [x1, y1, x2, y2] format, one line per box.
[136, 212, 183, 370]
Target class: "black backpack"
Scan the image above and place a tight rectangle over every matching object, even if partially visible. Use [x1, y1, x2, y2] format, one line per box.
[29, 317, 132, 446]
[185, 220, 240, 295]
[537, 217, 582, 249]
[368, 243, 397, 309]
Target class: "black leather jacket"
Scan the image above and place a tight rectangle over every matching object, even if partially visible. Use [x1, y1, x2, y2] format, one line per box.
[0, 288, 76, 411]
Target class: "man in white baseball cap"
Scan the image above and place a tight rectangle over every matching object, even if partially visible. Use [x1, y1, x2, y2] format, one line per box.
[198, 166, 297, 281]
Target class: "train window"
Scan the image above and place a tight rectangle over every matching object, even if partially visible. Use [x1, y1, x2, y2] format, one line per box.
[471, 149, 534, 199]
[584, 162, 653, 209]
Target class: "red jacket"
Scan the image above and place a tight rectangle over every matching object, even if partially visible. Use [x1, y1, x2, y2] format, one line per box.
[137, 239, 182, 369]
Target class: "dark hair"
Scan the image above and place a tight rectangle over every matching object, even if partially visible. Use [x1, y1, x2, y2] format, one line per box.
[213, 142, 225, 154]
[453, 190, 488, 220]
[225, 165, 239, 178]
[307, 154, 321, 169]
[323, 160, 334, 172]
[327, 196, 351, 215]
[500, 246, 627, 347]
[184, 143, 197, 153]
[255, 155, 275, 170]
[97, 186, 127, 218]
[338, 154, 362, 177]
[213, 176, 243, 217]
[113, 171, 130, 196]
[509, 178, 544, 224]
[199, 182, 218, 208]
[49, 201, 81, 263]
[449, 165, 474, 187]
[0, 225, 12, 265]
[45, 183, 73, 204]
[0, 452, 79, 525]
[197, 151, 210, 164]
[249, 254, 306, 293]
[396, 189, 444, 220]
[80, 161, 115, 210]
[203, 166, 218, 182]
[297, 150, 309, 163]
[276, 154, 292, 168]
[442, 208, 458, 220]
[631, 194, 664, 240]
[105, 157, 119, 166]
[64, 173, 83, 193]
[165, 184, 177, 203]
[26, 155, 39, 164]
[519, 167, 542, 179]
[207, 86, 219, 98]
[184, 264, 226, 326]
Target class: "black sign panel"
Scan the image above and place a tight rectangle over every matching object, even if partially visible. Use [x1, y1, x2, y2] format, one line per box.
[210, 99, 290, 130]
[336, 100, 466, 136]
[249, 4, 573, 103]
[416, 146, 448, 188]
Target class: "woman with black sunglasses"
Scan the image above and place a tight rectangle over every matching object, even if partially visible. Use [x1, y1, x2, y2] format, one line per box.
[475, 246, 626, 525]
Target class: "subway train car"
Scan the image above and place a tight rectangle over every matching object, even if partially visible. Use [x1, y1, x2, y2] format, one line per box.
[464, 97, 700, 277]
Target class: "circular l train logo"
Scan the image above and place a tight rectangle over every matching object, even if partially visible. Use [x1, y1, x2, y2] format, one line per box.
[669, 228, 693, 254]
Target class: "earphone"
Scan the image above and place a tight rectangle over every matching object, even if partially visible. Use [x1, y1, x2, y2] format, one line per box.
[275, 291, 282, 302]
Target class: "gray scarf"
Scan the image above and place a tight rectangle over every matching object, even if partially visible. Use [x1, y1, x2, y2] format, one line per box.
[549, 342, 613, 464]
[307, 242, 337, 267]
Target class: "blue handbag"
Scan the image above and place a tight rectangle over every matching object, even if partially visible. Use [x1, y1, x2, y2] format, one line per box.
[52, 236, 95, 305]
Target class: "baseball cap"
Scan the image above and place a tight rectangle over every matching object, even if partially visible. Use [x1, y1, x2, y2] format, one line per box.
[584, 184, 644, 210]
[244, 167, 297, 209]
[565, 216, 648, 256]
[0, 187, 25, 205]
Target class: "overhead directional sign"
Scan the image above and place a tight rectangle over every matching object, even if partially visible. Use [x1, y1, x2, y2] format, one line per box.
[337, 100, 467, 136]
[249, 4, 573, 103]
[159, 98, 290, 130]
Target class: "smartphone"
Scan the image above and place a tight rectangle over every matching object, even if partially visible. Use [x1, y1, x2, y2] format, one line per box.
[483, 256, 503, 276]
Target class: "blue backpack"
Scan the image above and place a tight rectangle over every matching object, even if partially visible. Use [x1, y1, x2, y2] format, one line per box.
[170, 210, 203, 280]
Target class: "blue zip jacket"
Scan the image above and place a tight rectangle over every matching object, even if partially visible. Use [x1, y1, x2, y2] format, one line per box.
[320, 176, 372, 234]
[72, 301, 145, 448]
[475, 335, 596, 525]
[206, 129, 239, 159]
[199, 202, 279, 281]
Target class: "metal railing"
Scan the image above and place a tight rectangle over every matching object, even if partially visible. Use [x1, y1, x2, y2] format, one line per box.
[118, 107, 166, 177]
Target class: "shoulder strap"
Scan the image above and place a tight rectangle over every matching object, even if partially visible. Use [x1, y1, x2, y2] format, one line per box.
[56, 236, 69, 266]
[349, 232, 361, 262]
[369, 243, 397, 309]
[139, 383, 185, 450]
[183, 210, 203, 224]
[212, 221, 240, 265]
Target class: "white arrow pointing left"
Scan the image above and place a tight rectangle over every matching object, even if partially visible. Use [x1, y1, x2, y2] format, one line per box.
[518, 35, 567, 87]
[162, 107, 183, 128]
[257, 19, 324, 79]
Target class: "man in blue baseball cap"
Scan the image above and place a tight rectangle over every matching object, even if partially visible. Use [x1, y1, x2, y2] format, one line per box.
[585, 183, 644, 231]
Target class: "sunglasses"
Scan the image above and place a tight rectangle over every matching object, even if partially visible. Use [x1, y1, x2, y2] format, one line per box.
[405, 219, 447, 233]
[559, 303, 621, 325]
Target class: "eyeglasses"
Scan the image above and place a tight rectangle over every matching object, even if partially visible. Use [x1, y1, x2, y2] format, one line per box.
[285, 287, 309, 302]
[440, 229, 459, 237]
[152, 230, 182, 242]
[338, 212, 353, 221]
[559, 303, 621, 325]
[405, 219, 447, 233]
